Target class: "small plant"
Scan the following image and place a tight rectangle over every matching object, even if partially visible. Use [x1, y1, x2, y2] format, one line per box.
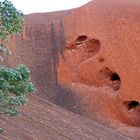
[0, 0, 36, 133]
[0, 64, 36, 116]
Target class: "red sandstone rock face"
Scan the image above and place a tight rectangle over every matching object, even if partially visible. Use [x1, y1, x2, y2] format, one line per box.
[0, 95, 134, 140]
[58, 0, 140, 127]
[6, 10, 70, 92]
[62, 0, 140, 101]
[5, 0, 140, 139]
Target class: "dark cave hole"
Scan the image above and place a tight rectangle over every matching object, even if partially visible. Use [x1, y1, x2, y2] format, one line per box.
[124, 101, 140, 110]
[75, 35, 88, 42]
[100, 68, 121, 91]
[110, 73, 120, 81]
[110, 73, 121, 90]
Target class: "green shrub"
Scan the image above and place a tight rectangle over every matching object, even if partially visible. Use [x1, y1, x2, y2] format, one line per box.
[0, 1, 36, 117]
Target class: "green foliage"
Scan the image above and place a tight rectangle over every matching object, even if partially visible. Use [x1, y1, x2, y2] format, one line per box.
[0, 0, 36, 119]
[0, 64, 36, 115]
[0, 0, 23, 40]
[0, 0, 23, 60]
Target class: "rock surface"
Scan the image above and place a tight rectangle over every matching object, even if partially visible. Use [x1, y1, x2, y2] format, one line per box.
[0, 95, 133, 140]
[2, 0, 140, 139]
[58, 0, 140, 128]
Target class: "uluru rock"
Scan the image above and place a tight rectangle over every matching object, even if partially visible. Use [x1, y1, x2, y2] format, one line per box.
[58, 0, 140, 127]
[0, 95, 134, 140]
[2, 0, 140, 139]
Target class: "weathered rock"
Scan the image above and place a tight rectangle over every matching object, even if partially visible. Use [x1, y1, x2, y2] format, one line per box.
[58, 0, 140, 128]
[3, 0, 140, 139]
[0, 95, 133, 140]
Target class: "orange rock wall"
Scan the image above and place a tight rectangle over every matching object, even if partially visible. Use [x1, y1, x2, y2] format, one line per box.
[61, 0, 140, 102]
[58, 0, 140, 127]
[5, 0, 140, 133]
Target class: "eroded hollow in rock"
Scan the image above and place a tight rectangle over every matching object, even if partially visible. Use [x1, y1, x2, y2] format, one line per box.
[66, 35, 88, 50]
[110, 73, 120, 81]
[124, 101, 140, 111]
[100, 67, 121, 91]
[75, 35, 88, 43]
[99, 58, 104, 63]
[66, 36, 101, 55]
[86, 39, 101, 53]
[110, 73, 121, 90]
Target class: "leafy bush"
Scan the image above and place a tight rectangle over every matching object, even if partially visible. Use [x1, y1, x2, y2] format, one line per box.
[0, 0, 23, 39]
[0, 0, 36, 117]
[0, 64, 36, 115]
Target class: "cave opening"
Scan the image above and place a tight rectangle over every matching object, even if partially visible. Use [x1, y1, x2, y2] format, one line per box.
[75, 35, 88, 42]
[100, 68, 121, 91]
[110, 73, 121, 90]
[124, 101, 140, 110]
[110, 73, 120, 81]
